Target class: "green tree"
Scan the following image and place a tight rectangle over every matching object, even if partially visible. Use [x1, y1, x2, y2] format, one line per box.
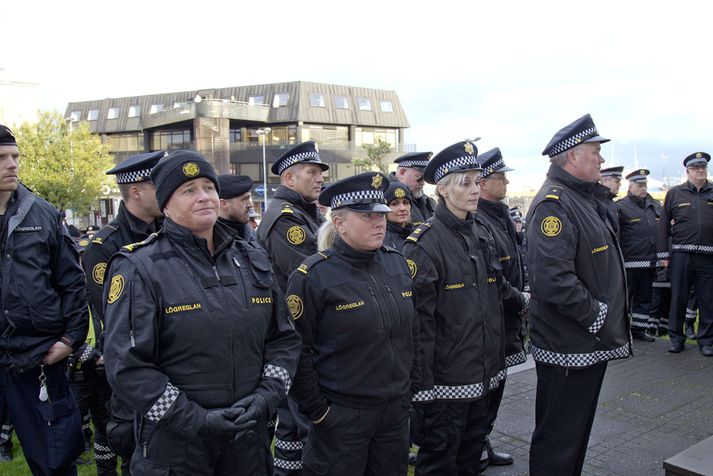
[351, 138, 392, 174]
[14, 111, 114, 215]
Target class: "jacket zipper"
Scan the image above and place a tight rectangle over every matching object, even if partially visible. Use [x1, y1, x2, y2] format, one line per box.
[366, 270, 398, 396]
[232, 256, 249, 306]
[129, 283, 135, 347]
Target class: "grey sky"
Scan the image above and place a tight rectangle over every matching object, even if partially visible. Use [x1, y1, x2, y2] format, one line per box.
[3, 0, 711, 189]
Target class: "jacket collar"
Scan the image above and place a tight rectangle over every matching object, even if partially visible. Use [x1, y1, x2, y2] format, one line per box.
[274, 185, 320, 222]
[117, 202, 157, 237]
[332, 235, 376, 268]
[435, 200, 475, 234]
[547, 164, 610, 200]
[163, 218, 235, 259]
[685, 180, 712, 193]
[386, 220, 413, 239]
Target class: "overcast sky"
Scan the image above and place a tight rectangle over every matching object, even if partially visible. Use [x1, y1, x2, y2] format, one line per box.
[3, 0, 711, 189]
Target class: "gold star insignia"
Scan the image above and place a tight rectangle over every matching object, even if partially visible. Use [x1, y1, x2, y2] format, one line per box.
[371, 174, 383, 189]
[464, 142, 474, 155]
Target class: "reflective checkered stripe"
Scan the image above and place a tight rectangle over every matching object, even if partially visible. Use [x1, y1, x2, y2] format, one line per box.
[263, 364, 292, 392]
[434, 155, 481, 182]
[79, 345, 94, 363]
[686, 308, 698, 321]
[330, 189, 384, 208]
[481, 158, 505, 178]
[0, 423, 12, 442]
[588, 302, 608, 334]
[275, 439, 303, 451]
[631, 313, 651, 330]
[274, 458, 303, 470]
[276, 152, 320, 174]
[548, 127, 598, 156]
[145, 382, 179, 422]
[94, 443, 115, 460]
[672, 244, 713, 254]
[505, 350, 527, 368]
[398, 159, 429, 168]
[624, 260, 653, 268]
[412, 370, 506, 402]
[116, 169, 152, 184]
[657, 252, 670, 259]
[531, 343, 631, 367]
[82, 412, 91, 430]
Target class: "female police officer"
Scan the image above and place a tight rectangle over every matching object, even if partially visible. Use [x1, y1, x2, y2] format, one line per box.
[103, 150, 300, 475]
[383, 181, 414, 252]
[404, 140, 508, 476]
[286, 172, 419, 476]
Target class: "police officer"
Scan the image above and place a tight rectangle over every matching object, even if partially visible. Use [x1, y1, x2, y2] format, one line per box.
[657, 152, 713, 355]
[0, 124, 88, 475]
[526, 114, 631, 475]
[103, 150, 300, 475]
[82, 150, 165, 473]
[217, 174, 259, 244]
[383, 181, 413, 252]
[286, 172, 418, 476]
[390, 152, 435, 225]
[600, 165, 624, 235]
[257, 140, 328, 474]
[476, 147, 530, 471]
[404, 140, 510, 476]
[616, 169, 662, 342]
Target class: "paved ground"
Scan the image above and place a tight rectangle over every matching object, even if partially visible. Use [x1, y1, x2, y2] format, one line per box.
[486, 338, 713, 475]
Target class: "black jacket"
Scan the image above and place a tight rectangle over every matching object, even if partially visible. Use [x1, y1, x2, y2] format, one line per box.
[404, 201, 507, 403]
[257, 186, 324, 292]
[383, 221, 413, 252]
[477, 198, 529, 367]
[218, 217, 259, 246]
[103, 219, 300, 439]
[525, 165, 631, 368]
[616, 193, 662, 268]
[287, 237, 418, 421]
[0, 184, 88, 372]
[657, 180, 713, 258]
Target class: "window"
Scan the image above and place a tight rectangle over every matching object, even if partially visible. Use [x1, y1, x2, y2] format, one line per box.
[302, 125, 348, 146]
[87, 109, 99, 121]
[379, 100, 393, 113]
[151, 129, 192, 150]
[69, 111, 81, 122]
[355, 127, 398, 148]
[107, 107, 120, 120]
[229, 129, 241, 143]
[309, 92, 325, 108]
[105, 133, 144, 153]
[357, 97, 372, 111]
[149, 104, 164, 114]
[334, 95, 349, 109]
[268, 126, 297, 145]
[248, 95, 265, 106]
[272, 93, 289, 108]
[235, 163, 261, 181]
[128, 105, 141, 118]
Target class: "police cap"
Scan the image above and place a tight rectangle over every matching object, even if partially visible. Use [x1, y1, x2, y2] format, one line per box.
[542, 114, 609, 157]
[509, 206, 523, 222]
[394, 152, 433, 170]
[106, 151, 166, 184]
[151, 150, 219, 210]
[319, 172, 391, 213]
[600, 166, 624, 178]
[271, 140, 329, 176]
[0, 124, 17, 146]
[218, 175, 253, 199]
[423, 140, 481, 184]
[625, 169, 650, 183]
[683, 152, 711, 168]
[384, 181, 412, 204]
[479, 148, 513, 179]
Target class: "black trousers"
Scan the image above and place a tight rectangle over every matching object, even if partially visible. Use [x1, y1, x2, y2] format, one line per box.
[627, 268, 655, 332]
[0, 363, 84, 476]
[273, 396, 310, 475]
[484, 377, 506, 445]
[669, 253, 713, 346]
[530, 362, 607, 476]
[413, 395, 492, 476]
[302, 397, 410, 476]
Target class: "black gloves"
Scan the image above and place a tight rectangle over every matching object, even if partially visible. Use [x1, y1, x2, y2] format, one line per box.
[198, 408, 253, 439]
[230, 393, 268, 428]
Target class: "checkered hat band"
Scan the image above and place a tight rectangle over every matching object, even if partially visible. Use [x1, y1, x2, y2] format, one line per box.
[277, 151, 320, 174]
[331, 190, 385, 208]
[116, 169, 152, 184]
[549, 127, 597, 156]
[686, 158, 708, 167]
[398, 160, 429, 168]
[600, 171, 622, 178]
[434, 155, 481, 182]
[627, 174, 647, 182]
[482, 158, 505, 178]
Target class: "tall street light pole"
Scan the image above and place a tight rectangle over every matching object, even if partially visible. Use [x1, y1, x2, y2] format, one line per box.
[256, 127, 271, 211]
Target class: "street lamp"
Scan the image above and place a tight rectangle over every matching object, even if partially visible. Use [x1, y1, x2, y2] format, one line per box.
[256, 128, 271, 210]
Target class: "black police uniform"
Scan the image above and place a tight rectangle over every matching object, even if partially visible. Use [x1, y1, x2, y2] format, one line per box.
[656, 152, 713, 353]
[527, 115, 631, 476]
[392, 152, 436, 226]
[0, 178, 87, 475]
[217, 174, 260, 246]
[287, 172, 418, 476]
[616, 170, 662, 337]
[383, 182, 413, 252]
[600, 166, 623, 236]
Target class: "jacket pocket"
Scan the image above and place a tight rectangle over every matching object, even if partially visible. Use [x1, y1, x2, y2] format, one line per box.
[130, 456, 170, 476]
[37, 393, 85, 471]
[28, 306, 64, 335]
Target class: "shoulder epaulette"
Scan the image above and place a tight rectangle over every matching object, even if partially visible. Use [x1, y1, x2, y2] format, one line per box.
[91, 225, 118, 245]
[405, 222, 432, 243]
[121, 232, 159, 253]
[544, 186, 562, 201]
[280, 202, 295, 215]
[296, 250, 331, 274]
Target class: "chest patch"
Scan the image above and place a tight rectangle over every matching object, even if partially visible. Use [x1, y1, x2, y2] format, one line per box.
[251, 296, 273, 305]
[335, 300, 365, 312]
[164, 303, 202, 315]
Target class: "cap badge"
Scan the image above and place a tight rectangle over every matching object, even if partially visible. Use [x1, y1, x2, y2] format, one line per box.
[394, 188, 406, 199]
[371, 174, 383, 189]
[464, 142, 475, 155]
[696, 152, 702, 158]
[640, 169, 646, 175]
[183, 162, 199, 177]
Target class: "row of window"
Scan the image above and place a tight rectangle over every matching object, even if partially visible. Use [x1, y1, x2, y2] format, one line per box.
[69, 93, 395, 122]
[231, 162, 370, 183]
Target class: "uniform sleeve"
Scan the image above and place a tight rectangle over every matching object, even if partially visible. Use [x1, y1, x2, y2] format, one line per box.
[526, 201, 607, 334]
[285, 268, 329, 421]
[266, 216, 318, 280]
[254, 282, 302, 416]
[103, 255, 207, 438]
[50, 220, 89, 350]
[656, 190, 673, 259]
[404, 244, 439, 402]
[82, 242, 112, 325]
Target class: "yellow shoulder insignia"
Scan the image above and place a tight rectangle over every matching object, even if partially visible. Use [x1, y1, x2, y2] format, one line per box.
[91, 237, 103, 244]
[298, 250, 331, 274]
[544, 186, 561, 201]
[121, 232, 159, 253]
[280, 202, 295, 215]
[406, 222, 432, 242]
[91, 225, 118, 244]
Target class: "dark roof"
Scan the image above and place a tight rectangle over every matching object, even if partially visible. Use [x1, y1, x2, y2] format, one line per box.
[64, 81, 410, 134]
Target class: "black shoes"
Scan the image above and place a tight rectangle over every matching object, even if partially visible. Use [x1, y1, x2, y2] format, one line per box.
[0, 445, 11, 462]
[700, 345, 713, 357]
[632, 330, 655, 342]
[685, 321, 696, 340]
[668, 342, 685, 353]
[479, 438, 514, 472]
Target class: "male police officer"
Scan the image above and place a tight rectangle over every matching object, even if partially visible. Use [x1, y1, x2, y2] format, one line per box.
[657, 152, 713, 355]
[616, 169, 662, 342]
[600, 165, 624, 235]
[526, 115, 631, 475]
[257, 140, 328, 474]
[0, 124, 88, 475]
[217, 174, 258, 244]
[82, 150, 165, 473]
[390, 152, 435, 225]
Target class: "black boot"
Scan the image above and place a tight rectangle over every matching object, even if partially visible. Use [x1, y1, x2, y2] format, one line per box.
[485, 438, 514, 466]
[685, 320, 696, 340]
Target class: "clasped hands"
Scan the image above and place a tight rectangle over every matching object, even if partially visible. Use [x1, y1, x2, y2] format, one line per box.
[199, 393, 267, 440]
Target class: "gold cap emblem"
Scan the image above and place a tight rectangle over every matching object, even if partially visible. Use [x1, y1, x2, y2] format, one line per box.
[464, 142, 475, 155]
[183, 162, 199, 177]
[696, 152, 702, 158]
[394, 188, 406, 199]
[371, 174, 383, 189]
